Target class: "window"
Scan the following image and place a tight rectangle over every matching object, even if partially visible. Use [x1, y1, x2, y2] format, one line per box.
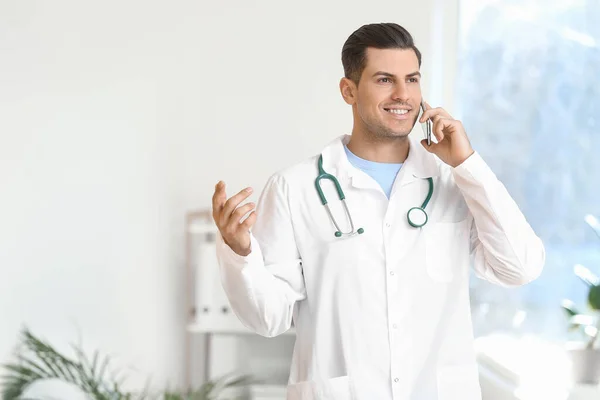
[457, 0, 600, 341]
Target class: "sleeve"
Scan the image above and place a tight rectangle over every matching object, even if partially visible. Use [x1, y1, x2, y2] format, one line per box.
[451, 152, 546, 287]
[216, 173, 306, 337]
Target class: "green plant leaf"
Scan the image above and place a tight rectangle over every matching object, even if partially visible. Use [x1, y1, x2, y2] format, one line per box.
[1, 376, 31, 400]
[3, 364, 43, 381]
[1, 327, 253, 400]
[221, 374, 255, 388]
[561, 299, 580, 317]
[18, 357, 52, 379]
[589, 285, 600, 310]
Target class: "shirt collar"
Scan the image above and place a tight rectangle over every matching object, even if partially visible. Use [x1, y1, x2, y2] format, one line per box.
[319, 134, 440, 186]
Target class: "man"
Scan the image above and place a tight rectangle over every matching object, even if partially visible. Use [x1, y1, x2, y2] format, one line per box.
[211, 23, 544, 400]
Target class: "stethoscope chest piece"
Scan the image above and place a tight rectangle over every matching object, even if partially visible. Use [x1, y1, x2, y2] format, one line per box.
[407, 206, 428, 228]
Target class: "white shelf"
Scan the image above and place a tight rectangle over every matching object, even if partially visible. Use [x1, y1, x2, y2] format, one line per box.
[187, 322, 296, 336]
[188, 221, 218, 235]
[475, 334, 600, 400]
[184, 211, 295, 389]
[249, 384, 287, 400]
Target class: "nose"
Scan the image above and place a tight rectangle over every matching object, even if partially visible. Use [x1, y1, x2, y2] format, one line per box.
[392, 82, 409, 102]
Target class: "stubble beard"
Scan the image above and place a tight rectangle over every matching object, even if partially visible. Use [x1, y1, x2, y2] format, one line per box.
[360, 112, 418, 142]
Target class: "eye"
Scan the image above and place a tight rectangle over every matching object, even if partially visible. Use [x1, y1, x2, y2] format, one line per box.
[378, 77, 392, 83]
[408, 77, 419, 83]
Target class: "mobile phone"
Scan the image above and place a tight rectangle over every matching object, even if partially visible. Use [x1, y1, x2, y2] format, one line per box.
[420, 100, 432, 146]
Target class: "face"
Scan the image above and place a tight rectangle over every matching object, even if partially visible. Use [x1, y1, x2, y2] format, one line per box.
[340, 47, 422, 140]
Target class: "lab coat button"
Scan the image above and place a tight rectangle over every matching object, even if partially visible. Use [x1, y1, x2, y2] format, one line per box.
[389, 271, 395, 276]
[394, 378, 399, 383]
[385, 222, 391, 228]
[392, 324, 397, 329]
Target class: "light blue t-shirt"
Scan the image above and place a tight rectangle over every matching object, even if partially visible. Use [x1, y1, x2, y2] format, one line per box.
[344, 145, 403, 199]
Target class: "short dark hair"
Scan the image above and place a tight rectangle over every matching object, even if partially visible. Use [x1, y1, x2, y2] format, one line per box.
[341, 23, 422, 84]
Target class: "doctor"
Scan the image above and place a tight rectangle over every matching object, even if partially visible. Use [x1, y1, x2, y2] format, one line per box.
[212, 23, 544, 400]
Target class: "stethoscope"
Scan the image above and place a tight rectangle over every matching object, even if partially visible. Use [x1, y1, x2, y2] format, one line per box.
[315, 101, 434, 238]
[315, 155, 434, 237]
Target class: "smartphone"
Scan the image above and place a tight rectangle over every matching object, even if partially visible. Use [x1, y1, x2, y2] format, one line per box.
[420, 100, 432, 146]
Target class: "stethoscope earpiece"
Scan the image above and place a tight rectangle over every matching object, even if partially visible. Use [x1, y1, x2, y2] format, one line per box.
[335, 227, 364, 237]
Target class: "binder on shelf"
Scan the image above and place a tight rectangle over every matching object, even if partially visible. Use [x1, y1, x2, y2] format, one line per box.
[191, 220, 250, 333]
[186, 213, 297, 335]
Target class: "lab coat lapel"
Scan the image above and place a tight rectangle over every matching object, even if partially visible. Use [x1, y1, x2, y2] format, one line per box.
[395, 134, 440, 188]
[389, 135, 441, 262]
[319, 134, 381, 192]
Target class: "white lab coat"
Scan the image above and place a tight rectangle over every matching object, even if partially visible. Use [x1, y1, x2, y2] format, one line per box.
[216, 134, 545, 400]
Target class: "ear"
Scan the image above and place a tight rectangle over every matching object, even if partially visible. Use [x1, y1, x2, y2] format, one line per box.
[339, 77, 357, 105]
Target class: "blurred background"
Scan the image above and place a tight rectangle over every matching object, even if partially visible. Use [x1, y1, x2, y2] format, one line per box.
[1, 0, 600, 399]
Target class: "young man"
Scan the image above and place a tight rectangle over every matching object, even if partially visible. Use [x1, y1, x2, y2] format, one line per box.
[212, 23, 544, 400]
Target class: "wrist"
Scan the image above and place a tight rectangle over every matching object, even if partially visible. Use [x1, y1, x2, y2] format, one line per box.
[452, 149, 475, 168]
[224, 237, 251, 257]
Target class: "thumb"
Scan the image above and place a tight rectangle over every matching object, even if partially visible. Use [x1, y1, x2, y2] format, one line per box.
[212, 181, 227, 215]
[216, 181, 227, 199]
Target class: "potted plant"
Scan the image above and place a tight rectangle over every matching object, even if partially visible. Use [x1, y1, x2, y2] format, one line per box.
[1, 327, 253, 400]
[561, 214, 600, 385]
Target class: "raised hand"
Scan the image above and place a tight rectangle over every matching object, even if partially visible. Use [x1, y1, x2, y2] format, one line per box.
[211, 181, 256, 256]
[419, 101, 475, 168]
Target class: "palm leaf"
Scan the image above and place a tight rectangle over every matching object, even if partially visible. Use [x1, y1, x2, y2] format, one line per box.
[163, 373, 254, 400]
[0, 376, 30, 400]
[2, 327, 254, 400]
[1, 327, 128, 400]
[2, 365, 43, 382]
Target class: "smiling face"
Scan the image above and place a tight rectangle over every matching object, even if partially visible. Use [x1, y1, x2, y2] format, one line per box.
[340, 47, 422, 140]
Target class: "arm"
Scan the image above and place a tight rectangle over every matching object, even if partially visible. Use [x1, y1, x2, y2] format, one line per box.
[213, 174, 306, 337]
[452, 153, 545, 286]
[419, 101, 545, 287]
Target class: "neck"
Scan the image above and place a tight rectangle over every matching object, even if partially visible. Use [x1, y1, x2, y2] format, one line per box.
[346, 129, 410, 164]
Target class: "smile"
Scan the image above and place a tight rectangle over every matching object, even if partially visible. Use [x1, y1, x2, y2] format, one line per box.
[384, 109, 409, 115]
[384, 108, 411, 120]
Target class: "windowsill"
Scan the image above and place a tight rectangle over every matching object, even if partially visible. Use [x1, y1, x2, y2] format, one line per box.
[475, 334, 600, 399]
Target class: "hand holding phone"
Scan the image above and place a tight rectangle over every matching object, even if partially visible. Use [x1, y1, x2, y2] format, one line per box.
[420, 100, 432, 146]
[418, 101, 475, 167]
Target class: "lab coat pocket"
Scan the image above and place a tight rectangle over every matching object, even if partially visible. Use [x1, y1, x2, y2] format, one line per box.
[425, 219, 470, 283]
[286, 375, 353, 400]
[437, 364, 482, 400]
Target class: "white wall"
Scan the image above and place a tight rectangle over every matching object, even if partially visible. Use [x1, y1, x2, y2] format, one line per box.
[0, 0, 457, 393]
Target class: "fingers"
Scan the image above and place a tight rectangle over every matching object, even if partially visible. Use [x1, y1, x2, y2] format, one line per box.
[221, 187, 253, 225]
[231, 201, 256, 225]
[240, 211, 257, 231]
[419, 102, 452, 123]
[212, 182, 255, 226]
[210, 182, 256, 256]
[222, 203, 255, 237]
[432, 117, 449, 143]
[212, 181, 227, 222]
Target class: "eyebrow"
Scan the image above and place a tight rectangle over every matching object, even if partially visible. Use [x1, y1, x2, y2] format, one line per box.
[372, 71, 421, 78]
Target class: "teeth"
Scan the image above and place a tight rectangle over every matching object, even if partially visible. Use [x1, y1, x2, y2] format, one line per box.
[387, 109, 408, 115]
